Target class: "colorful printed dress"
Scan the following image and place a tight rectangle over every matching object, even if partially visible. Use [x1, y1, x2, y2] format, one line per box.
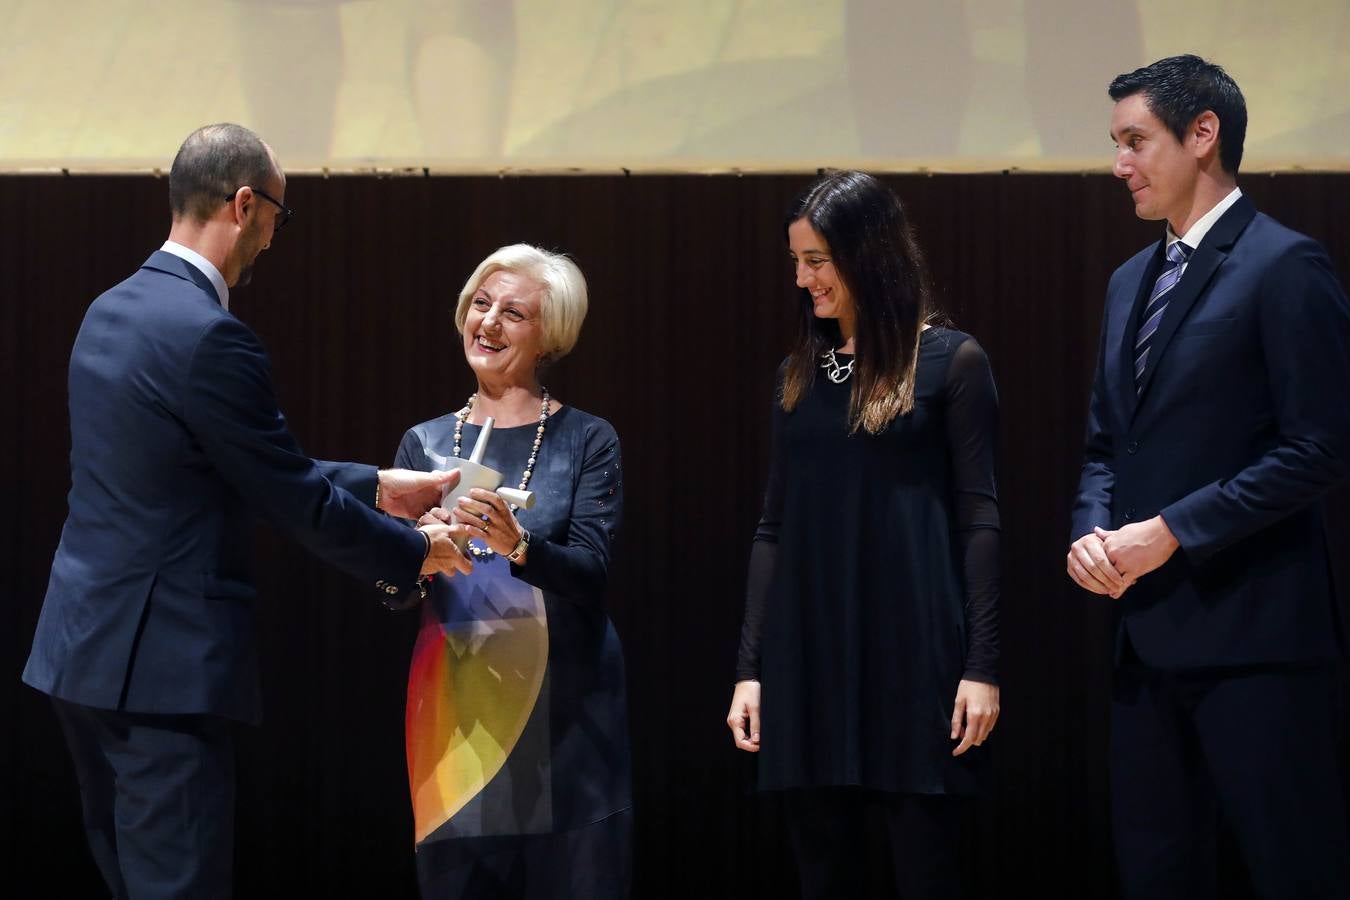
[394, 406, 631, 898]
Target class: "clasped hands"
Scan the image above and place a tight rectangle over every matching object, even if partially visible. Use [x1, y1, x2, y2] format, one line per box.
[1066, 515, 1179, 599]
[418, 488, 527, 558]
[375, 468, 472, 578]
[377, 468, 528, 579]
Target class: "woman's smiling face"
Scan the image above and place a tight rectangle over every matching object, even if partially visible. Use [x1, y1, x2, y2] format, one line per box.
[788, 217, 853, 326]
[462, 269, 547, 386]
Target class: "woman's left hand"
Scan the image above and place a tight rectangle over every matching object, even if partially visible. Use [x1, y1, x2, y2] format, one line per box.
[450, 488, 526, 557]
[950, 679, 1000, 757]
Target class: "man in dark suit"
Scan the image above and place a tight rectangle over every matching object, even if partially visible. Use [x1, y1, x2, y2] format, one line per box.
[22, 123, 474, 899]
[1067, 56, 1350, 899]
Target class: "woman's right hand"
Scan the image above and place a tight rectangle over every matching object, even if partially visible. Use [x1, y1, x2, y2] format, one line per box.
[726, 680, 762, 752]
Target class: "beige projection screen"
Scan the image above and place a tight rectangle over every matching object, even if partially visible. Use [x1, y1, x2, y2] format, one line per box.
[2, 0, 1347, 173]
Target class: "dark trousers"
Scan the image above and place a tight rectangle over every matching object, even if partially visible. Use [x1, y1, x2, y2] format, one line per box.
[1110, 661, 1350, 900]
[783, 787, 961, 900]
[52, 697, 236, 900]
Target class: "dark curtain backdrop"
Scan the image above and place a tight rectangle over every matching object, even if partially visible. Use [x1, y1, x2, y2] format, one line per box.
[4, 173, 1349, 899]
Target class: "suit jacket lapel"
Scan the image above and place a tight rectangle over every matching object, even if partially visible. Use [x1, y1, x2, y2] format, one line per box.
[1130, 196, 1258, 409]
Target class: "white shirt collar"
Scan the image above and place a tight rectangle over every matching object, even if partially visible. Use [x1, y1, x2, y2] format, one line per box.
[159, 240, 229, 311]
[1166, 186, 1243, 252]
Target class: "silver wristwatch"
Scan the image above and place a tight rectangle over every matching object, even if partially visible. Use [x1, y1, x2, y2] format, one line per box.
[507, 529, 531, 563]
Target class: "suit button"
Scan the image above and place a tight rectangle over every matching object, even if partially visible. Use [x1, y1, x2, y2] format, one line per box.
[386, 585, 398, 595]
[376, 579, 385, 588]
[1127, 441, 1138, 455]
[1124, 507, 1135, 521]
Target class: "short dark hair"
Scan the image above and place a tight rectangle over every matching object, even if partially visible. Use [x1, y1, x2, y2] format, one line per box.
[168, 124, 277, 222]
[780, 170, 934, 434]
[1108, 54, 1247, 174]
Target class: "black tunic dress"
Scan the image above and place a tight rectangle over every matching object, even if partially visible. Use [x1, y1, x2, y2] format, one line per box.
[736, 327, 1000, 796]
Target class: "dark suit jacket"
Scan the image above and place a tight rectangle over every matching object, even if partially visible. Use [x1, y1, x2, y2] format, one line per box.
[23, 251, 425, 722]
[1071, 196, 1350, 669]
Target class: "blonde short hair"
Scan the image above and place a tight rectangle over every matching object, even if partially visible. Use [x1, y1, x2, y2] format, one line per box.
[454, 244, 589, 365]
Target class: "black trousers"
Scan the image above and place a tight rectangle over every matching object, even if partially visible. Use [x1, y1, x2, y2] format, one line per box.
[1110, 660, 1350, 900]
[783, 787, 962, 900]
[52, 697, 236, 900]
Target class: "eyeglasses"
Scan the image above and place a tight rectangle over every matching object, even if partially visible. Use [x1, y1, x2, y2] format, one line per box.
[225, 186, 293, 232]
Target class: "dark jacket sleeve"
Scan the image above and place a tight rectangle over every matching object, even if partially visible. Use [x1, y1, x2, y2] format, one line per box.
[182, 315, 426, 595]
[1070, 284, 1120, 542]
[315, 459, 379, 507]
[1161, 240, 1350, 563]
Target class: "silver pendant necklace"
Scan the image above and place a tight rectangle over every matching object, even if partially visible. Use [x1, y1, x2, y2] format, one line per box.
[820, 347, 854, 383]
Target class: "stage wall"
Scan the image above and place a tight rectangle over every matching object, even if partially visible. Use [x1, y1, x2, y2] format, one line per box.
[3, 172, 1349, 898]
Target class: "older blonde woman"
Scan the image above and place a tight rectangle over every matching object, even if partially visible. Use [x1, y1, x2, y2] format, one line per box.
[393, 245, 630, 899]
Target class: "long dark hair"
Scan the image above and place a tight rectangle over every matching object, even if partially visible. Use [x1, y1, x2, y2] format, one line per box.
[780, 170, 934, 434]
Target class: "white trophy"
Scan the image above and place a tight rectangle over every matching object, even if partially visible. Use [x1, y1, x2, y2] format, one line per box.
[426, 417, 535, 552]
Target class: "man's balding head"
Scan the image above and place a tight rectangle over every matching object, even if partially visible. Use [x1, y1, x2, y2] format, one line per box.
[169, 124, 279, 223]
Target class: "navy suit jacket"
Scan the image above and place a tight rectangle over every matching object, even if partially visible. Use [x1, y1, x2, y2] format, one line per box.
[23, 251, 426, 722]
[1071, 197, 1350, 669]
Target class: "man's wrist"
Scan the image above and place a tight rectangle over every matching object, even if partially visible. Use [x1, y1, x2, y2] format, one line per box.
[1152, 515, 1179, 551]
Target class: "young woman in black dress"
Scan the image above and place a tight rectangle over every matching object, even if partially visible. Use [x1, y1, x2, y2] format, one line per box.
[726, 171, 1001, 900]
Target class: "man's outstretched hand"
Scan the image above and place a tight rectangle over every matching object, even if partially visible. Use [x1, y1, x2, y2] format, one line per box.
[379, 468, 460, 520]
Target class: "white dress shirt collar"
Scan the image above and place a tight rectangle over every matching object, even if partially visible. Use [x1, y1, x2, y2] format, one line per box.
[1166, 186, 1243, 252]
[159, 240, 229, 311]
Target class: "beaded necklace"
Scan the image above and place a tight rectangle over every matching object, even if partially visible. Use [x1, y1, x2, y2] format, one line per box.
[452, 388, 549, 559]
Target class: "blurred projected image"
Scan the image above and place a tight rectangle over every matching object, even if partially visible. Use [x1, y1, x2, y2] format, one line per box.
[0, 0, 1346, 168]
[229, 0, 514, 160]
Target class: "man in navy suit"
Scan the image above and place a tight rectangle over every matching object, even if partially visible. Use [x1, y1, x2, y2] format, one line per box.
[1067, 56, 1350, 899]
[23, 123, 474, 899]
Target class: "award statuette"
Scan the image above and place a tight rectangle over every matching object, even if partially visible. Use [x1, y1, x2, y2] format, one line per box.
[427, 416, 535, 550]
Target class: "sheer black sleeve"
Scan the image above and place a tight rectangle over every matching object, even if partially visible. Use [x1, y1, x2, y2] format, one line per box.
[735, 395, 785, 681]
[945, 336, 1001, 684]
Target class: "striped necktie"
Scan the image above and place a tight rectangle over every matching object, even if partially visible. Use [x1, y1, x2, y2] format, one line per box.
[1134, 240, 1192, 389]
